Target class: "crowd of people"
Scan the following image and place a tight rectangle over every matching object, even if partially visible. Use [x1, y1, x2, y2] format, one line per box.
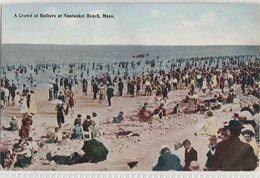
[0, 53, 259, 171]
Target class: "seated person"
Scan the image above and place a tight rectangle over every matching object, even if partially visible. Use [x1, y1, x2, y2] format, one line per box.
[158, 104, 166, 119]
[204, 95, 217, 103]
[74, 114, 82, 126]
[82, 115, 97, 138]
[151, 109, 160, 122]
[197, 103, 209, 112]
[2, 116, 18, 131]
[226, 92, 236, 104]
[152, 146, 183, 171]
[217, 94, 225, 103]
[171, 104, 180, 114]
[138, 107, 152, 122]
[182, 92, 191, 103]
[46, 127, 63, 144]
[70, 124, 84, 139]
[113, 111, 124, 123]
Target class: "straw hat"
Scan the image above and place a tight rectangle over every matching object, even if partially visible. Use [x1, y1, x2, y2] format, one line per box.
[239, 111, 253, 121]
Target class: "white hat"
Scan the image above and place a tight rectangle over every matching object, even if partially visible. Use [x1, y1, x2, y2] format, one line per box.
[239, 111, 253, 121]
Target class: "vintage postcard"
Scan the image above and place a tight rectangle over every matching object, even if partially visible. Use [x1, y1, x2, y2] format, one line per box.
[0, 2, 259, 174]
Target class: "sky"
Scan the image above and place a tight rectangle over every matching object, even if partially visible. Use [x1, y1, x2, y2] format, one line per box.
[2, 3, 260, 45]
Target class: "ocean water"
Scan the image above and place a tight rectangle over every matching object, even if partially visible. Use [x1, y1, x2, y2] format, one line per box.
[1, 44, 260, 88]
[2, 44, 260, 65]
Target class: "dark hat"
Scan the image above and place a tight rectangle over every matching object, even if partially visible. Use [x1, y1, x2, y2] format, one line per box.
[242, 130, 255, 137]
[207, 111, 213, 117]
[227, 120, 244, 130]
[77, 114, 82, 117]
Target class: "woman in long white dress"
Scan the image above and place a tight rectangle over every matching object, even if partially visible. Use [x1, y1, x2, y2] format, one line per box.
[28, 91, 37, 114]
[202, 79, 207, 93]
[212, 75, 217, 88]
[20, 95, 28, 113]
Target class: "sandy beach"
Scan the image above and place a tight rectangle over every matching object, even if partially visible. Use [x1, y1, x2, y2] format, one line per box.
[1, 81, 259, 171]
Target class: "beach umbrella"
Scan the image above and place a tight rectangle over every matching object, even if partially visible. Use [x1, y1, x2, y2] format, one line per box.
[51, 99, 63, 105]
[81, 139, 109, 163]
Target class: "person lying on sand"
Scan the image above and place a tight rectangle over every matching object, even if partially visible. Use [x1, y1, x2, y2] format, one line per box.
[45, 151, 90, 165]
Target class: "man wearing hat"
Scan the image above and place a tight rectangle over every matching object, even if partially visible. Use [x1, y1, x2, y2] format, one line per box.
[212, 120, 257, 171]
[2, 116, 18, 131]
[152, 145, 183, 171]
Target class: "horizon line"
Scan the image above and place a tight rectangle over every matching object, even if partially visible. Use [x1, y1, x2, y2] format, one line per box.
[2, 43, 260, 47]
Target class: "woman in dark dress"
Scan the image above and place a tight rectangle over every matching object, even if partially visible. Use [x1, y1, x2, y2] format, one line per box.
[56, 103, 65, 128]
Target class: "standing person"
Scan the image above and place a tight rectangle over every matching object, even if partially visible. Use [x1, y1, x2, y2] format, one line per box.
[204, 135, 217, 171]
[68, 93, 75, 116]
[20, 94, 28, 113]
[28, 90, 37, 115]
[55, 103, 65, 128]
[4, 87, 10, 106]
[53, 82, 59, 99]
[197, 73, 203, 91]
[212, 120, 257, 171]
[152, 146, 183, 171]
[48, 83, 53, 101]
[19, 114, 33, 141]
[182, 139, 198, 171]
[82, 79, 88, 95]
[98, 85, 106, 107]
[92, 81, 99, 100]
[190, 78, 195, 92]
[219, 75, 225, 93]
[162, 86, 168, 102]
[118, 78, 124, 96]
[144, 78, 151, 96]
[172, 77, 178, 91]
[227, 72, 233, 89]
[241, 74, 247, 93]
[9, 83, 17, 106]
[106, 84, 114, 106]
[129, 80, 135, 97]
[57, 91, 65, 103]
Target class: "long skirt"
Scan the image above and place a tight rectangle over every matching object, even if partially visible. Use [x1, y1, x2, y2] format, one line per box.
[19, 126, 30, 139]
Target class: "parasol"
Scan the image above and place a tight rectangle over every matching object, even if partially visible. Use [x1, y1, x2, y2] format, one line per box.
[51, 99, 63, 105]
[81, 139, 109, 163]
